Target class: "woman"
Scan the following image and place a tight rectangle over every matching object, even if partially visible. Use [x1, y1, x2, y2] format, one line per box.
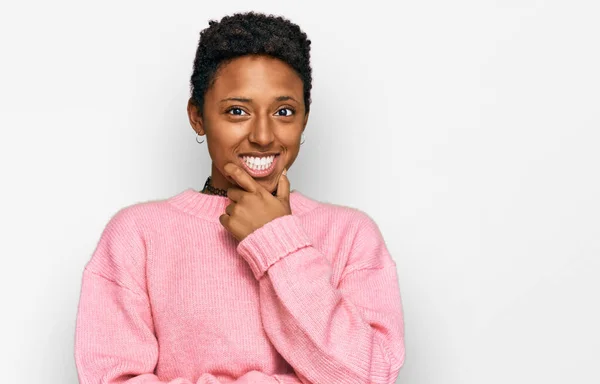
[75, 12, 405, 384]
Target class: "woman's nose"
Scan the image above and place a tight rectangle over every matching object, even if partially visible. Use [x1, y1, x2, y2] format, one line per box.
[248, 115, 275, 146]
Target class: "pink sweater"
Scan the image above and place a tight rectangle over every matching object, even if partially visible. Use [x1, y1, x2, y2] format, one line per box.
[74, 188, 405, 384]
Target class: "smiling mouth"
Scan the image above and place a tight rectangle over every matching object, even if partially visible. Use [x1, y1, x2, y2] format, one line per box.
[238, 154, 281, 178]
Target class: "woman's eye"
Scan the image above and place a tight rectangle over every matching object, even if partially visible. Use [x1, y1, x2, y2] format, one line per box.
[276, 108, 295, 117]
[227, 108, 247, 116]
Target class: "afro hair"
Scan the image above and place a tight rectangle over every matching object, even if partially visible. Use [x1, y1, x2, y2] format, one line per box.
[189, 12, 312, 116]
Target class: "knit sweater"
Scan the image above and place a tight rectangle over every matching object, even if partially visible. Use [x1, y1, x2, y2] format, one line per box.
[74, 187, 405, 384]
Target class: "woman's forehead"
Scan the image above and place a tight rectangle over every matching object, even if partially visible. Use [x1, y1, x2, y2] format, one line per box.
[210, 55, 303, 98]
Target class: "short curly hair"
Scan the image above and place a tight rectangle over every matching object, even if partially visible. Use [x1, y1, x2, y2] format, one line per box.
[189, 12, 312, 116]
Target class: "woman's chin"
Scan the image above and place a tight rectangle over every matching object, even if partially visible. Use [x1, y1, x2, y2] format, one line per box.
[257, 179, 276, 192]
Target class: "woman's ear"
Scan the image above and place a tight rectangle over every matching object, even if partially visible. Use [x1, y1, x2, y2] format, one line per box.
[302, 110, 310, 131]
[187, 98, 205, 135]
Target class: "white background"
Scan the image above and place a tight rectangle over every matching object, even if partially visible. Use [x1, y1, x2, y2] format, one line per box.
[0, 0, 598, 383]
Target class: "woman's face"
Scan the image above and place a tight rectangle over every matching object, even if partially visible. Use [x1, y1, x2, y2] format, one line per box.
[188, 54, 309, 193]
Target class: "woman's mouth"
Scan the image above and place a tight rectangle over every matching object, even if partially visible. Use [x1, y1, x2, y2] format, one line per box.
[238, 154, 280, 178]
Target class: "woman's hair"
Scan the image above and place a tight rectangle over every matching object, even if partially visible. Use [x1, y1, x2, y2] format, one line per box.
[189, 12, 313, 116]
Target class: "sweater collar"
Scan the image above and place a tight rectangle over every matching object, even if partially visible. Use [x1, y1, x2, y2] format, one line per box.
[167, 187, 320, 222]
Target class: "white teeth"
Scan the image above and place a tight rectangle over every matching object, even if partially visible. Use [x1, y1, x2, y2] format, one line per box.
[241, 155, 275, 171]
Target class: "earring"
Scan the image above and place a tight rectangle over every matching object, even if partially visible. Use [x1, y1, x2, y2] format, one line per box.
[300, 132, 305, 145]
[196, 133, 205, 144]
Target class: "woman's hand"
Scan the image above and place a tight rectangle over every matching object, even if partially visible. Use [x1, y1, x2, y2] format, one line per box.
[219, 163, 292, 241]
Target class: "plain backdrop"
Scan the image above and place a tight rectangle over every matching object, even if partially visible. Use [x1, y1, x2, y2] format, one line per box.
[0, 0, 598, 382]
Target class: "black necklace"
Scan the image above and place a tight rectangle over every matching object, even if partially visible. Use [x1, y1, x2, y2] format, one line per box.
[200, 176, 278, 196]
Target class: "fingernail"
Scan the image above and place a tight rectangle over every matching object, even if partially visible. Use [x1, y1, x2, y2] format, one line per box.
[282, 168, 287, 176]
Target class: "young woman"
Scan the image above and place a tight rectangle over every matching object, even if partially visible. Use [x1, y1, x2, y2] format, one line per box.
[75, 12, 405, 384]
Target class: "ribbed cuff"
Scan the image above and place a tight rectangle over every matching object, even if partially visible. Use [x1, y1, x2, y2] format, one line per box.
[237, 214, 312, 280]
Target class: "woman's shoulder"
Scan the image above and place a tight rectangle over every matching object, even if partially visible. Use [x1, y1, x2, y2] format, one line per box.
[295, 190, 381, 231]
[99, 191, 186, 232]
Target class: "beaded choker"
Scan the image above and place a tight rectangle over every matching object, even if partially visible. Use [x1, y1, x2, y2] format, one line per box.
[200, 176, 278, 197]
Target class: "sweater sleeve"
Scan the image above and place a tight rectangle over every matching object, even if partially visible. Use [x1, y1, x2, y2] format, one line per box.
[75, 208, 301, 384]
[236, 213, 405, 384]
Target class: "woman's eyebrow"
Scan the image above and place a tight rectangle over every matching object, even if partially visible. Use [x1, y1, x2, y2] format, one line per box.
[219, 96, 299, 103]
[275, 95, 299, 103]
[220, 97, 251, 103]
